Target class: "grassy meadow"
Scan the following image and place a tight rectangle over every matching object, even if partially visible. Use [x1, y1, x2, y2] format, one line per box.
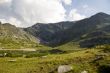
[0, 46, 110, 73]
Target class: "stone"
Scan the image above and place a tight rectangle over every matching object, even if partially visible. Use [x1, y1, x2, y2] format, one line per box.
[81, 70, 88, 73]
[0, 54, 4, 57]
[42, 56, 47, 58]
[58, 65, 73, 73]
[8, 59, 17, 62]
[22, 54, 27, 58]
[4, 53, 7, 57]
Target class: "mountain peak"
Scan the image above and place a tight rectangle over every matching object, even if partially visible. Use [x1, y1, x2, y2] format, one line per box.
[96, 12, 108, 14]
[92, 12, 110, 18]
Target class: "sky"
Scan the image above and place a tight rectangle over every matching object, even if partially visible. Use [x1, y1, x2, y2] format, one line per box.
[0, 0, 110, 27]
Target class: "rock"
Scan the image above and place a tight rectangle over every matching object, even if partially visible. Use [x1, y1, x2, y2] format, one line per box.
[22, 54, 27, 58]
[8, 59, 17, 62]
[0, 54, 4, 57]
[0, 53, 7, 57]
[42, 56, 47, 58]
[4, 53, 7, 57]
[81, 70, 88, 73]
[58, 65, 73, 73]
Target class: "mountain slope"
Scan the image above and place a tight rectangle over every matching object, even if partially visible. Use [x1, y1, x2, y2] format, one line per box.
[64, 12, 110, 47]
[63, 12, 110, 39]
[25, 12, 110, 47]
[24, 21, 75, 46]
[0, 22, 39, 49]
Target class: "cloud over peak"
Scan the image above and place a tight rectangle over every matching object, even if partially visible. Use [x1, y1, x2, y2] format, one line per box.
[0, 0, 87, 27]
[11, 0, 67, 27]
[0, 0, 70, 27]
[68, 9, 86, 21]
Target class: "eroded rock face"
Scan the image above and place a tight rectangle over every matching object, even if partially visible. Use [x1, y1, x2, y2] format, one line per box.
[58, 65, 73, 73]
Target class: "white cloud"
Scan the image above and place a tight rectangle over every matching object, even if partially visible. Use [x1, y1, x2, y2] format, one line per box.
[62, 0, 72, 5]
[0, 0, 11, 4]
[0, 17, 22, 26]
[0, 0, 67, 27]
[68, 9, 86, 21]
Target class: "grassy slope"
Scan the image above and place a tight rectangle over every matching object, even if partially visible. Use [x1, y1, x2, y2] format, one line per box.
[0, 23, 40, 49]
[56, 41, 84, 53]
[0, 48, 109, 73]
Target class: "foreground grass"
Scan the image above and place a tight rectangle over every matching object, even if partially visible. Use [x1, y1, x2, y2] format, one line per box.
[0, 49, 109, 73]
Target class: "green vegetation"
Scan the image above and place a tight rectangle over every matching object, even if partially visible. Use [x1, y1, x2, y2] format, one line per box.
[0, 45, 110, 73]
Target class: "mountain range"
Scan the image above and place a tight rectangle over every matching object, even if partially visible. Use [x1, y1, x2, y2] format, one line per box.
[1, 12, 110, 49]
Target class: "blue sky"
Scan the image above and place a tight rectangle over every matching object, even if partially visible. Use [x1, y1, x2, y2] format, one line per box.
[65, 0, 110, 17]
[0, 0, 109, 27]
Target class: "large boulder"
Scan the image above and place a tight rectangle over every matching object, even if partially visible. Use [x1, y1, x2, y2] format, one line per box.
[58, 65, 73, 73]
[81, 70, 88, 73]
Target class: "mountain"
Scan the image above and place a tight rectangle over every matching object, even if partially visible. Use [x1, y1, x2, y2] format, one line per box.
[61, 12, 110, 47]
[24, 21, 75, 46]
[0, 22, 39, 49]
[1, 12, 110, 49]
[25, 12, 110, 47]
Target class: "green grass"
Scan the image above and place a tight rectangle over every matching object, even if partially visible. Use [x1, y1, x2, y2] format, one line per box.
[56, 41, 86, 53]
[0, 45, 110, 73]
[0, 49, 107, 73]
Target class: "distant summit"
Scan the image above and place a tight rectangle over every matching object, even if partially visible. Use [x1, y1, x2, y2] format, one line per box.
[91, 12, 110, 19]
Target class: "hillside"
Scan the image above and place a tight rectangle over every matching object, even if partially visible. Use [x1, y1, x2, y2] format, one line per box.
[62, 12, 110, 40]
[0, 22, 39, 49]
[24, 12, 110, 47]
[24, 22, 75, 46]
